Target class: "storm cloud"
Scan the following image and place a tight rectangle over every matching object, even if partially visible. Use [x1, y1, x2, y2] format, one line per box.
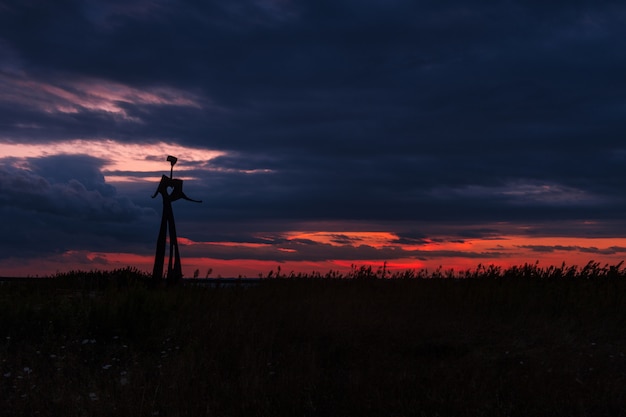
[1, 0, 626, 273]
[0, 154, 154, 258]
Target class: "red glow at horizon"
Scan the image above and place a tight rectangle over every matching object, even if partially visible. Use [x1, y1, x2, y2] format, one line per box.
[2, 233, 625, 278]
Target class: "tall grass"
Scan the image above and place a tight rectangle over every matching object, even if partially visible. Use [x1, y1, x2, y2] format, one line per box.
[2, 263, 626, 416]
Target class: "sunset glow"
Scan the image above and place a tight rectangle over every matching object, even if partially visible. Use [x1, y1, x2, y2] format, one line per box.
[0, 140, 226, 182]
[1, 231, 624, 278]
[0, 72, 203, 119]
[284, 231, 399, 248]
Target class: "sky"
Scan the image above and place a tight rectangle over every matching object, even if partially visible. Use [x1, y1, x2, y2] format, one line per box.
[2, 0, 626, 277]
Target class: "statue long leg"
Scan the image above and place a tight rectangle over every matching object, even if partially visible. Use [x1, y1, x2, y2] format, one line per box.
[166, 203, 183, 284]
[152, 202, 169, 282]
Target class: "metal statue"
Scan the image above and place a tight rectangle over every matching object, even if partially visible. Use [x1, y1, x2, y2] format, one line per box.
[152, 156, 201, 284]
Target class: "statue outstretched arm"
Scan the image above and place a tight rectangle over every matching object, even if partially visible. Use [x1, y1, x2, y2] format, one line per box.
[169, 178, 201, 202]
[151, 175, 201, 203]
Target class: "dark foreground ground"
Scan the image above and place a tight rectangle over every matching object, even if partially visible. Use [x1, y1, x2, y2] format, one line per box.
[2, 265, 626, 416]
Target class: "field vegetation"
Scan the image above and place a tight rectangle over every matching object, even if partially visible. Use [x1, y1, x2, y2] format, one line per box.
[2, 262, 626, 416]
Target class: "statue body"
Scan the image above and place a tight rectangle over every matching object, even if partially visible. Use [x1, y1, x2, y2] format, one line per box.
[152, 158, 201, 285]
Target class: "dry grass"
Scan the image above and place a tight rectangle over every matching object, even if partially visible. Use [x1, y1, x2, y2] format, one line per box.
[2, 264, 626, 416]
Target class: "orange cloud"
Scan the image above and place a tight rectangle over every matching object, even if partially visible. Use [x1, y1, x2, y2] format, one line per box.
[0, 139, 225, 183]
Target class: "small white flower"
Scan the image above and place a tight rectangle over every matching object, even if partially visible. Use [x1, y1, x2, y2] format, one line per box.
[89, 392, 98, 401]
[23, 367, 32, 374]
[102, 364, 112, 370]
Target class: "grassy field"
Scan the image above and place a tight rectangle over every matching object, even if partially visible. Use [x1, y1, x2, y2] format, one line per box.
[2, 263, 626, 416]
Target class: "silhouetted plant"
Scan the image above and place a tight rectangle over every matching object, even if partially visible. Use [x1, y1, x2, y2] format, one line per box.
[4, 261, 626, 416]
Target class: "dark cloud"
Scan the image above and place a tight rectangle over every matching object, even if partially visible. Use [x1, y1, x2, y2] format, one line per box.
[181, 239, 506, 263]
[1, 0, 626, 270]
[0, 155, 156, 259]
[329, 234, 363, 245]
[28, 154, 115, 195]
[518, 245, 626, 255]
[0, 155, 150, 221]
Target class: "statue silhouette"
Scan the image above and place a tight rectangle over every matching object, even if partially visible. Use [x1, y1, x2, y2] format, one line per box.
[152, 156, 201, 285]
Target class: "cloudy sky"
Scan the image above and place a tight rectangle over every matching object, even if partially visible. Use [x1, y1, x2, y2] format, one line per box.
[2, 0, 626, 277]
